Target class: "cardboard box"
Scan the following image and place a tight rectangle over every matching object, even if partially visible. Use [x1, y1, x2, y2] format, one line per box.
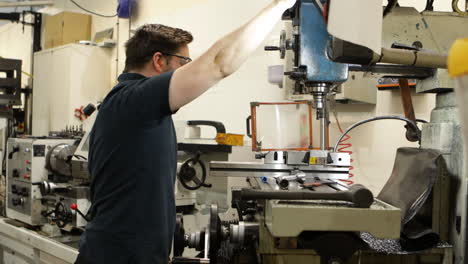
[44, 12, 92, 49]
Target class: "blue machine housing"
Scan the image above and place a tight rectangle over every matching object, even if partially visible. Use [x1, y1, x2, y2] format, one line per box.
[298, 0, 348, 83]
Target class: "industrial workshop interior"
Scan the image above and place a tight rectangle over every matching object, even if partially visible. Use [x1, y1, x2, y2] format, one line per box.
[0, 0, 468, 263]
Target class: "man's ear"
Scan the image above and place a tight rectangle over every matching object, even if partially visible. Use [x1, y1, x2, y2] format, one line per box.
[152, 52, 165, 74]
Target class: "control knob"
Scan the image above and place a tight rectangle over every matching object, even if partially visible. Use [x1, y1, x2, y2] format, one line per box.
[264, 30, 293, 59]
[11, 197, 25, 206]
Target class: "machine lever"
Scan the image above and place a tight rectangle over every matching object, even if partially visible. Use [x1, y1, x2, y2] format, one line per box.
[187, 120, 226, 134]
[246, 116, 252, 138]
[264, 46, 280, 51]
[70, 203, 90, 222]
[398, 79, 419, 142]
[391, 42, 421, 51]
[234, 184, 374, 208]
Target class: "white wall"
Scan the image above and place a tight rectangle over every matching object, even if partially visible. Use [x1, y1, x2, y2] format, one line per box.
[0, 0, 458, 193]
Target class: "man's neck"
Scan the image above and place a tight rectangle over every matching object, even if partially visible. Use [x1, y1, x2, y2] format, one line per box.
[127, 67, 160, 78]
[128, 70, 149, 78]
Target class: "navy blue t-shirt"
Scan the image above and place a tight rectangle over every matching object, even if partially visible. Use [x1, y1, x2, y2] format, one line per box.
[78, 72, 177, 264]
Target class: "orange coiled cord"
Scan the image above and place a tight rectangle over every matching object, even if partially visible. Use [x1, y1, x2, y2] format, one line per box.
[334, 113, 354, 185]
[337, 134, 354, 185]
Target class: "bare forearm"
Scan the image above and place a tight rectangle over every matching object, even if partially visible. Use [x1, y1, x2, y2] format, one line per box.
[209, 1, 291, 78]
[169, 0, 295, 111]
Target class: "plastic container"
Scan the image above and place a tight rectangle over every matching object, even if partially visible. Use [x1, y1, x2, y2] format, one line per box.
[246, 101, 314, 152]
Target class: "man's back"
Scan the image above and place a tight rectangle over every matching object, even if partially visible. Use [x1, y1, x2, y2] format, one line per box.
[76, 1, 299, 262]
[78, 72, 177, 264]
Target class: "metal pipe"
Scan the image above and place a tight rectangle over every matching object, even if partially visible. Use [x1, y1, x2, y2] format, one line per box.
[0, 1, 53, 7]
[320, 98, 329, 150]
[373, 48, 447, 69]
[24, 87, 32, 134]
[333, 116, 420, 152]
[308, 102, 313, 149]
[320, 113, 326, 150]
[251, 104, 258, 151]
[275, 175, 299, 189]
[237, 184, 374, 208]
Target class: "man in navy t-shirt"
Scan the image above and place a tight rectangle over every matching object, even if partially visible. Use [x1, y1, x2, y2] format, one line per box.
[76, 0, 297, 263]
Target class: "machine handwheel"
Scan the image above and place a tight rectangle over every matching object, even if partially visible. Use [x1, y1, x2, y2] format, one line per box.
[53, 201, 72, 228]
[178, 153, 211, 190]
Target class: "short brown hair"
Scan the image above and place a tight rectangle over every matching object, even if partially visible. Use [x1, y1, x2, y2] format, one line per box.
[124, 24, 193, 72]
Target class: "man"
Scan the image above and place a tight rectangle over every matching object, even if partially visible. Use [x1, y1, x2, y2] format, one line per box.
[76, 0, 297, 263]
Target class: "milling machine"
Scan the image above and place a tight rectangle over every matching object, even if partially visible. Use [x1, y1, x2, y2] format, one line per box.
[172, 1, 465, 263]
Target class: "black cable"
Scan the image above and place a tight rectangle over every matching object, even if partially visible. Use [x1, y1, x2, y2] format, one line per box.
[333, 116, 421, 152]
[73, 154, 87, 160]
[383, 0, 399, 17]
[416, 119, 429, 124]
[69, 0, 117, 18]
[425, 0, 435, 11]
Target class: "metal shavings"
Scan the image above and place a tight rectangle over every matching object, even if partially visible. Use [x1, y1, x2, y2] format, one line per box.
[361, 232, 452, 255]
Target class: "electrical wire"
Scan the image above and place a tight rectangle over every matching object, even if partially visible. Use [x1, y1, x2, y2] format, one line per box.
[452, 0, 468, 16]
[0, 56, 33, 78]
[21, 71, 33, 78]
[69, 0, 117, 18]
[416, 119, 428, 123]
[333, 116, 421, 152]
[425, 0, 435, 11]
[314, 0, 324, 14]
[73, 154, 87, 160]
[383, 0, 399, 17]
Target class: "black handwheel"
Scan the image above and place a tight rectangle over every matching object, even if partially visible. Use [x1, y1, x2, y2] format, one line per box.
[178, 153, 212, 190]
[53, 201, 72, 228]
[173, 214, 186, 257]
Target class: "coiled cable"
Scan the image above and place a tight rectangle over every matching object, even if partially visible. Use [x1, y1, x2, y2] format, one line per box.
[333, 116, 421, 153]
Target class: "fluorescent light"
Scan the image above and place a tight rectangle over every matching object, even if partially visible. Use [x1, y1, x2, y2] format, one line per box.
[0, 1, 53, 8]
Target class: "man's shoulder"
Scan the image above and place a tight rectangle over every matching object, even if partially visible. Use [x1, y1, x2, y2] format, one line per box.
[105, 81, 134, 100]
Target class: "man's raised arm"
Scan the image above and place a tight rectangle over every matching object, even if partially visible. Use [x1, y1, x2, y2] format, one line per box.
[169, 0, 297, 111]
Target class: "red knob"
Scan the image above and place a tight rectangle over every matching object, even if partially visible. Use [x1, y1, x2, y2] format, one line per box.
[70, 203, 78, 210]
